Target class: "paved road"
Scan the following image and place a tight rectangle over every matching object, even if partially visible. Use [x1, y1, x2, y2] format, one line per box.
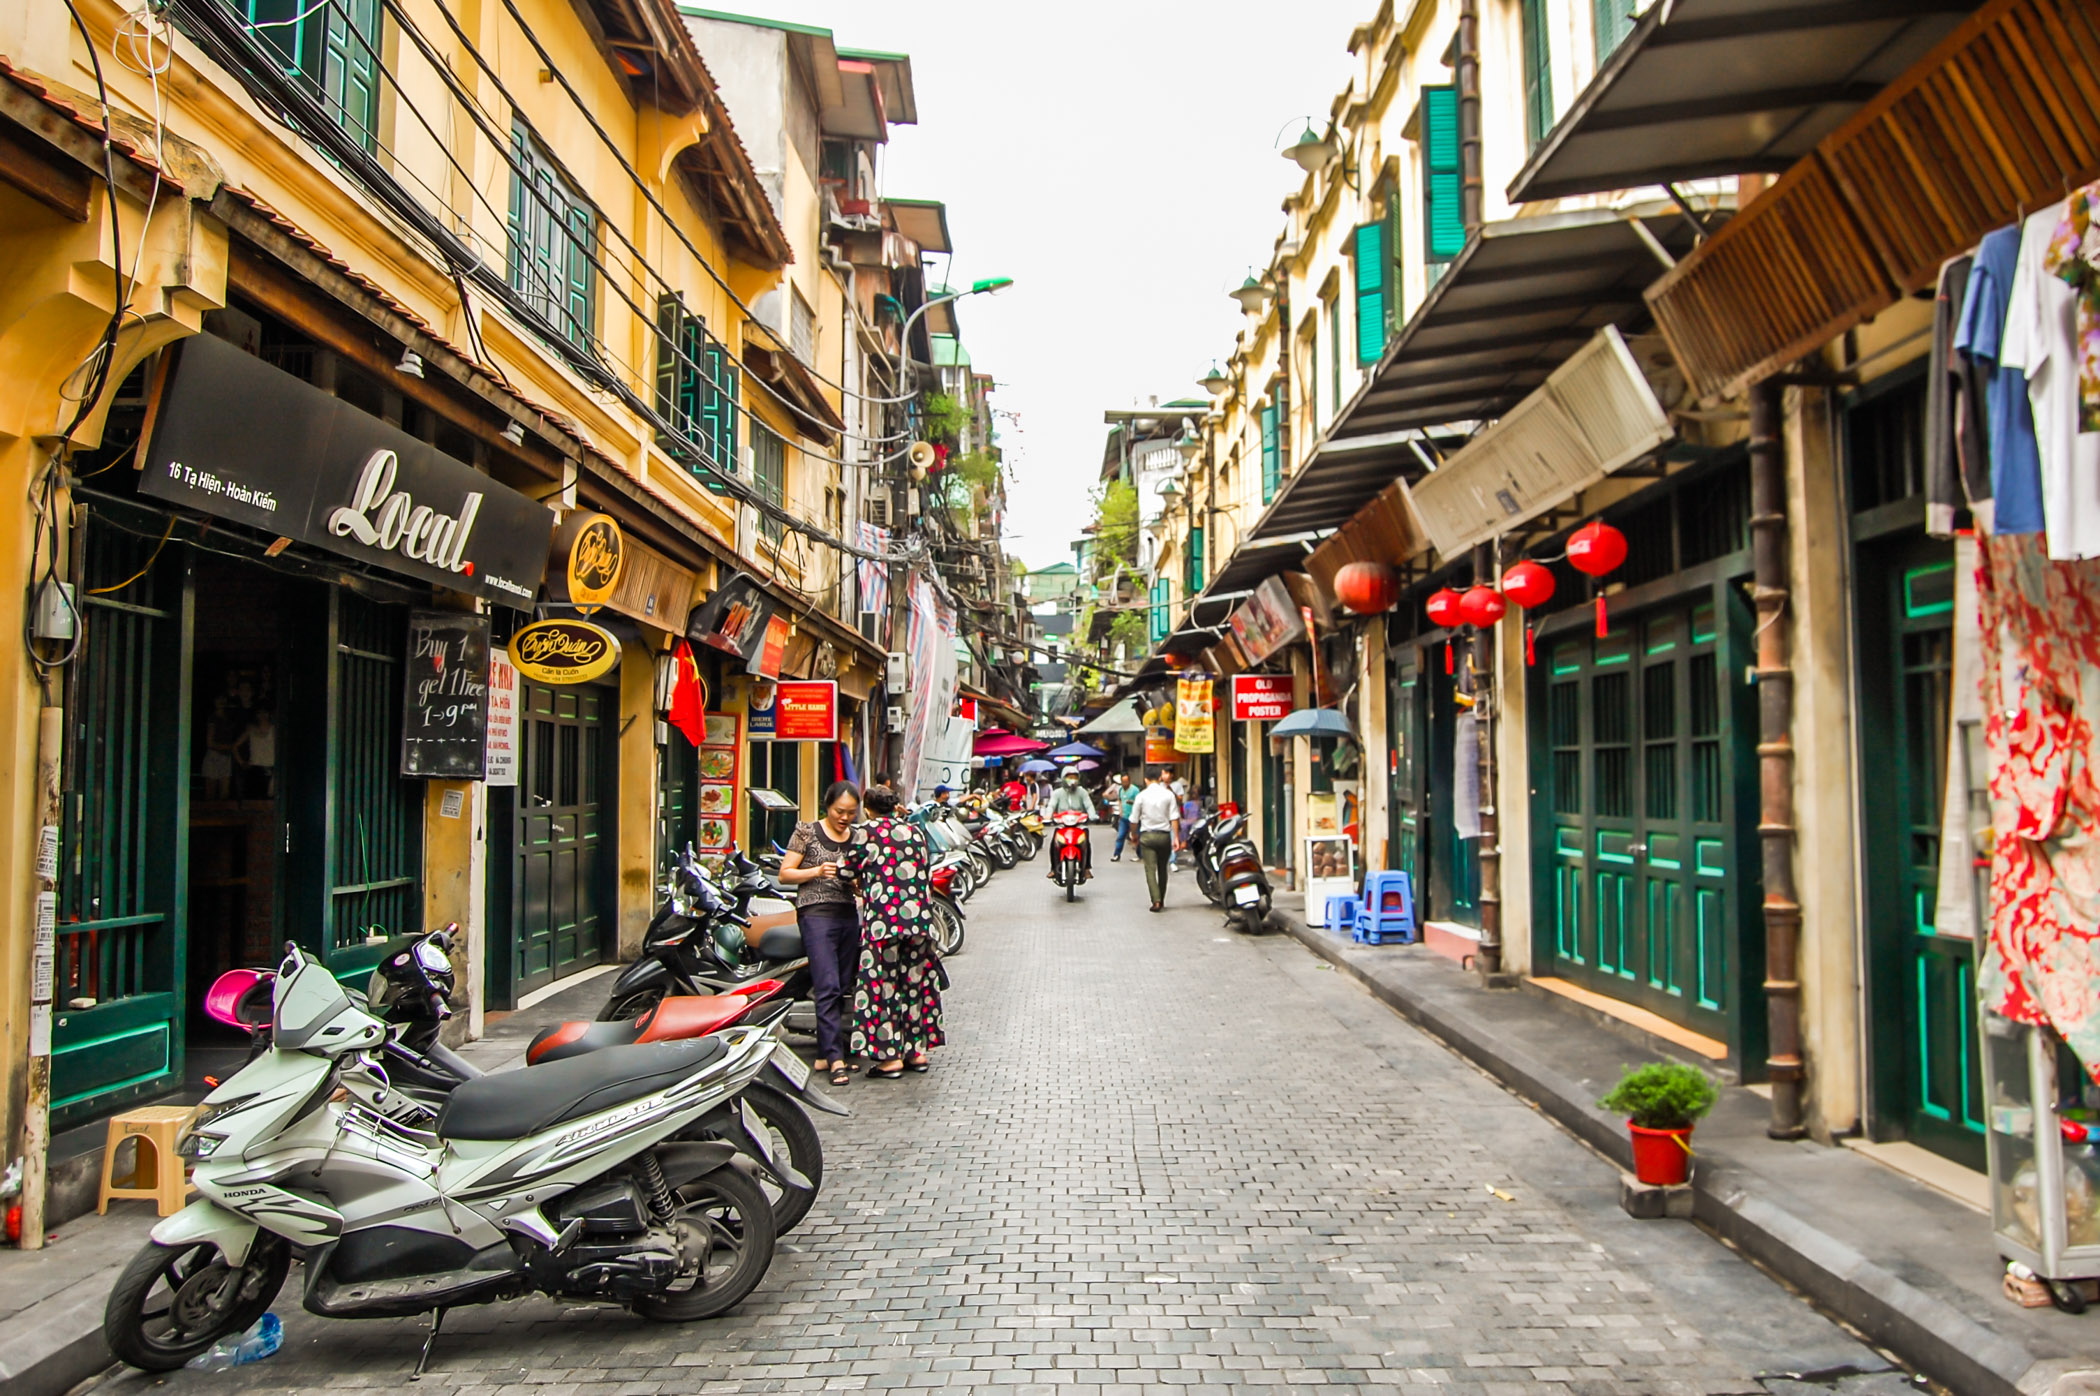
[118, 849, 1908, 1396]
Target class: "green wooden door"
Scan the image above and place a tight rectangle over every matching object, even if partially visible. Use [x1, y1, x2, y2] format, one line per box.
[1538, 598, 1748, 1040]
[51, 530, 192, 1130]
[516, 681, 612, 995]
[1387, 650, 1422, 881]
[1426, 644, 1479, 926]
[658, 735, 698, 882]
[323, 594, 422, 985]
[1859, 542, 1982, 1168]
[1259, 719, 1290, 866]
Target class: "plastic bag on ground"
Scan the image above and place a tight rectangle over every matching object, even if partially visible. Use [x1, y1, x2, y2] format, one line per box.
[185, 1312, 282, 1371]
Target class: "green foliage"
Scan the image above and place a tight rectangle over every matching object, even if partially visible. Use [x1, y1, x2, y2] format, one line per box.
[1091, 478, 1139, 567]
[1106, 607, 1146, 656]
[921, 393, 969, 444]
[1597, 1062, 1718, 1130]
[951, 449, 1001, 493]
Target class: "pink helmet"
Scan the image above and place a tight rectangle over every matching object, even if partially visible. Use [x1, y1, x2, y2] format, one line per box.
[204, 968, 273, 1029]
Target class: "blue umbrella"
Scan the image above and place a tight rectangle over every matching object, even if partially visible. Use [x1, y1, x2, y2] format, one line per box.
[1019, 759, 1057, 774]
[1048, 740, 1108, 759]
[1269, 708, 1356, 741]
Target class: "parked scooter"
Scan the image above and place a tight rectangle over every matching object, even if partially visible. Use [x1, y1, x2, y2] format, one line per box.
[928, 863, 967, 955]
[599, 849, 810, 1024]
[107, 945, 782, 1375]
[1049, 810, 1089, 902]
[1214, 815, 1272, 934]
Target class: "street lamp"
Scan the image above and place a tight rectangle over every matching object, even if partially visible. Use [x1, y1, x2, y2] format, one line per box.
[1175, 422, 1203, 463]
[1156, 477, 1184, 505]
[1284, 121, 1338, 175]
[890, 275, 1015, 401]
[1199, 362, 1230, 396]
[1230, 273, 1270, 314]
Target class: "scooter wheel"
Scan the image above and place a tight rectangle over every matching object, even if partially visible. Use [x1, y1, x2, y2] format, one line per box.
[1065, 878, 1076, 903]
[600, 987, 665, 1023]
[629, 1162, 776, 1322]
[104, 1234, 290, 1372]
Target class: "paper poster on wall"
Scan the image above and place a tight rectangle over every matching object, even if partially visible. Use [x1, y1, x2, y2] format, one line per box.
[1174, 678, 1215, 754]
[485, 652, 519, 787]
[697, 711, 743, 855]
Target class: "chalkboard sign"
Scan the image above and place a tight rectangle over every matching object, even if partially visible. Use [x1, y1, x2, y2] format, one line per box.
[401, 611, 491, 779]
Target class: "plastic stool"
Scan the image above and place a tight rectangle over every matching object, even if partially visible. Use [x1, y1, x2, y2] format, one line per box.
[1323, 893, 1361, 933]
[97, 1106, 197, 1216]
[1353, 871, 1418, 945]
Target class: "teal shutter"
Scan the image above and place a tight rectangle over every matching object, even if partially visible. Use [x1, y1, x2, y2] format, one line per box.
[1260, 405, 1280, 504]
[1422, 86, 1464, 262]
[1148, 579, 1170, 646]
[1353, 222, 1389, 365]
[1185, 527, 1205, 594]
[1521, 0, 1555, 148]
[564, 206, 594, 347]
[1594, 0, 1638, 63]
[320, 0, 379, 152]
[697, 339, 738, 494]
[1329, 301, 1343, 414]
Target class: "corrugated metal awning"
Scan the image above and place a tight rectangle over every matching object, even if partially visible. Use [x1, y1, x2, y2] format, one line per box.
[1507, 0, 1977, 205]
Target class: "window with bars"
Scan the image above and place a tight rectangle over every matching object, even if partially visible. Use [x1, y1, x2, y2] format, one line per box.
[1521, 0, 1555, 149]
[1260, 402, 1280, 504]
[509, 125, 597, 353]
[753, 425, 787, 541]
[1149, 577, 1171, 646]
[237, 0, 380, 152]
[653, 294, 741, 493]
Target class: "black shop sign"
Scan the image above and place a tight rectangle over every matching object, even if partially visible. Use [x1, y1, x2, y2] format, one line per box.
[401, 612, 491, 779]
[142, 333, 555, 602]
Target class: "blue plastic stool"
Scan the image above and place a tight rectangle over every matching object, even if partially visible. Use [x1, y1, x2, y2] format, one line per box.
[1323, 893, 1361, 934]
[1353, 871, 1417, 945]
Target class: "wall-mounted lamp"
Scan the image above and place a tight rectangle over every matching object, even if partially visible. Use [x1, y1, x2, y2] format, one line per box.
[1229, 273, 1270, 314]
[501, 420, 525, 446]
[397, 350, 426, 379]
[1199, 363, 1231, 396]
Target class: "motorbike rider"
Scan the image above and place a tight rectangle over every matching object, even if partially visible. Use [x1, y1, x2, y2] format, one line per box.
[1044, 768, 1099, 881]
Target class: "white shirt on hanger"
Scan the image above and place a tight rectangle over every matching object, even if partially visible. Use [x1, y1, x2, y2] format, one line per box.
[2001, 200, 2100, 561]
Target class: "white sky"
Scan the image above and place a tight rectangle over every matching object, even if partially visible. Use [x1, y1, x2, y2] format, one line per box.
[723, 1, 1370, 570]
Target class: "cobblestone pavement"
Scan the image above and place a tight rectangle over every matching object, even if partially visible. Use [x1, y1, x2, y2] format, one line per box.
[114, 851, 1905, 1396]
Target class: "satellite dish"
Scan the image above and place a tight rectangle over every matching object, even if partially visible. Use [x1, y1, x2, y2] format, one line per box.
[907, 441, 938, 480]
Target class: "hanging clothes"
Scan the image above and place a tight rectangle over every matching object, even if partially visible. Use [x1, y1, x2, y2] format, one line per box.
[1957, 222, 2046, 538]
[2002, 199, 2100, 561]
[1932, 535, 1985, 940]
[1927, 254, 1976, 537]
[2045, 182, 2100, 433]
[1978, 532, 2100, 1082]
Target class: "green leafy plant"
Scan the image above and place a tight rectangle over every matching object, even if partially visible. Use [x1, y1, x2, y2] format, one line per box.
[920, 393, 969, 444]
[1597, 1062, 1717, 1131]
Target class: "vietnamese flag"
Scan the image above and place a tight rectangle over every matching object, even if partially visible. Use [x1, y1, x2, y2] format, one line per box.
[668, 640, 708, 745]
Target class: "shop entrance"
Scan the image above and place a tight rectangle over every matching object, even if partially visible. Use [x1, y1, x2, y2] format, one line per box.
[1387, 648, 1422, 886]
[1424, 640, 1479, 928]
[514, 680, 613, 996]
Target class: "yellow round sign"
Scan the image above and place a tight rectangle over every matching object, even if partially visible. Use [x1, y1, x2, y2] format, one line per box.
[553, 512, 623, 614]
[509, 619, 621, 685]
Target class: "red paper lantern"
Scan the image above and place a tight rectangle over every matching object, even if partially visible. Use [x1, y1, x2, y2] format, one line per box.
[1425, 587, 1464, 628]
[1458, 585, 1507, 627]
[1334, 561, 1399, 615]
[1567, 520, 1628, 577]
[1501, 559, 1556, 609]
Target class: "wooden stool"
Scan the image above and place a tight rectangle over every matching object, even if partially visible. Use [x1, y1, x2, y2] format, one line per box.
[97, 1106, 198, 1216]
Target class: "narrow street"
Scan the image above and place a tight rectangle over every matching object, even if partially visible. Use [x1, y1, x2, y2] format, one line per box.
[119, 856, 1899, 1396]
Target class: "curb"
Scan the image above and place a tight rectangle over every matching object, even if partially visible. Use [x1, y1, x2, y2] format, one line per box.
[1277, 912, 2051, 1396]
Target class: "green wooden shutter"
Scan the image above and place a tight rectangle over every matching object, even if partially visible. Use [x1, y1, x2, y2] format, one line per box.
[564, 206, 594, 348]
[1353, 221, 1388, 365]
[320, 0, 379, 152]
[698, 338, 736, 495]
[1521, 0, 1555, 149]
[1185, 526, 1205, 594]
[1422, 86, 1463, 262]
[655, 295, 687, 459]
[1594, 0, 1638, 63]
[1260, 403, 1276, 501]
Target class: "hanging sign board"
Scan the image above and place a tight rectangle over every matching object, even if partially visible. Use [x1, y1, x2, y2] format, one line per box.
[1230, 674, 1295, 721]
[401, 612, 490, 779]
[696, 712, 742, 855]
[1226, 576, 1306, 666]
[746, 678, 778, 741]
[142, 333, 553, 602]
[774, 680, 837, 741]
[508, 618, 621, 685]
[545, 511, 624, 613]
[485, 651, 519, 786]
[1144, 726, 1181, 764]
[748, 613, 791, 679]
[1174, 678, 1215, 754]
[687, 572, 776, 663]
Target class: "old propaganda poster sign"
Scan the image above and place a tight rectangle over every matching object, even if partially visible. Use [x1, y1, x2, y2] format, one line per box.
[1230, 674, 1295, 721]
[142, 333, 554, 601]
[508, 618, 621, 685]
[401, 612, 491, 778]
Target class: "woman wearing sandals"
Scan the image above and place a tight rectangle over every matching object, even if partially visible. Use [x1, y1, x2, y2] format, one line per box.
[778, 780, 864, 1087]
[848, 784, 944, 1079]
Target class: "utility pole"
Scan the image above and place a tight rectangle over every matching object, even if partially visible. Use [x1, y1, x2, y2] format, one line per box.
[1471, 541, 1504, 982]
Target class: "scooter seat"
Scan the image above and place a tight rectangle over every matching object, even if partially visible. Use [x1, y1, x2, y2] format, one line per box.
[637, 994, 757, 1042]
[525, 1017, 641, 1065]
[435, 1039, 726, 1140]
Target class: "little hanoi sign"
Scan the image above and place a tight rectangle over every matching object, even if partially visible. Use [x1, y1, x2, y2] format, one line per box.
[143, 332, 554, 601]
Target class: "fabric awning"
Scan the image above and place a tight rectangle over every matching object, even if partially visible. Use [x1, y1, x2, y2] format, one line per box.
[1244, 205, 1711, 549]
[1076, 699, 1146, 735]
[972, 730, 1048, 757]
[1507, 1, 1978, 205]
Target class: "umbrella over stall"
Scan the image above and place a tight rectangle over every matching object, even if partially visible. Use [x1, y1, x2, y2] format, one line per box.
[1268, 708, 1356, 741]
[973, 728, 1050, 758]
[1019, 759, 1057, 774]
[1048, 741, 1108, 760]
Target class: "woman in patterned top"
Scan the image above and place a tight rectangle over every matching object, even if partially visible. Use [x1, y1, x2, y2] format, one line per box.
[848, 784, 945, 1079]
[778, 780, 863, 1086]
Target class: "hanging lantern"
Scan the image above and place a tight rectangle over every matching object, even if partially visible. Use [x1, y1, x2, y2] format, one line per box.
[1458, 585, 1507, 627]
[1501, 559, 1556, 609]
[1566, 520, 1628, 577]
[1333, 561, 1399, 615]
[1425, 587, 1464, 628]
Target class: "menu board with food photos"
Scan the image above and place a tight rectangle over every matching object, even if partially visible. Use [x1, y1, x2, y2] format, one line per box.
[697, 711, 741, 855]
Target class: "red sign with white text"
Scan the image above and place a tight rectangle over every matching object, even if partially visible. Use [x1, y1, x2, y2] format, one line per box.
[1231, 674, 1296, 722]
[773, 680, 838, 741]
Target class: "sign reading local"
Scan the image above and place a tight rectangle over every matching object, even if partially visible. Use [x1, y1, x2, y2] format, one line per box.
[142, 333, 554, 602]
[508, 618, 621, 685]
[1230, 673, 1296, 722]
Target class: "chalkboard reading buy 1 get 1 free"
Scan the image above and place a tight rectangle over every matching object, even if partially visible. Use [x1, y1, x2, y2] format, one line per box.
[401, 611, 491, 778]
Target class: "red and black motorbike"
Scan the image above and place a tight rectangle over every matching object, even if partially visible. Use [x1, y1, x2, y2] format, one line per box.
[1050, 810, 1090, 902]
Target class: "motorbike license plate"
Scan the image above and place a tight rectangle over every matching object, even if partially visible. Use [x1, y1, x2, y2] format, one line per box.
[772, 1049, 812, 1091]
[1233, 885, 1262, 906]
[739, 1099, 777, 1167]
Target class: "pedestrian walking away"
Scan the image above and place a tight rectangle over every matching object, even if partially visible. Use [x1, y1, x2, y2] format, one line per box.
[850, 784, 945, 1078]
[1111, 771, 1138, 860]
[778, 780, 865, 1086]
[1132, 767, 1181, 911]
[1044, 768, 1099, 880]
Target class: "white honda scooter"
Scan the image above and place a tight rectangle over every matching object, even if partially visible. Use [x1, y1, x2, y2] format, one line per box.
[103, 943, 783, 1374]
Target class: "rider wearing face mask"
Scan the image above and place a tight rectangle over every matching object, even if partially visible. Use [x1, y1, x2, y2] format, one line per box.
[1044, 769, 1099, 881]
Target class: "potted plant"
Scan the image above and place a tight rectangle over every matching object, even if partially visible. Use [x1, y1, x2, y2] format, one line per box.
[1598, 1062, 1718, 1186]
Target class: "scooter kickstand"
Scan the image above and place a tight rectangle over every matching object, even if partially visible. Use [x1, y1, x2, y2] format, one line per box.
[410, 1306, 446, 1380]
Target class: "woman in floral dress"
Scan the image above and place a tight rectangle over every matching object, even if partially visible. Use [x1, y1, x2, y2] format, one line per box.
[848, 784, 945, 1079]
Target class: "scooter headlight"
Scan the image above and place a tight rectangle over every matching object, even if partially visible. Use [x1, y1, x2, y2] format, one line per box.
[176, 1096, 250, 1159]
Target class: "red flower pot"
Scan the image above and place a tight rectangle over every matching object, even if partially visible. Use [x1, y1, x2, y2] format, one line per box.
[1628, 1123, 1693, 1185]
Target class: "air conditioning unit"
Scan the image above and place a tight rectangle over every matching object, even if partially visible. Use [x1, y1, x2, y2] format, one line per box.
[885, 708, 907, 733]
[1406, 326, 1672, 558]
[864, 495, 890, 527]
[886, 651, 908, 689]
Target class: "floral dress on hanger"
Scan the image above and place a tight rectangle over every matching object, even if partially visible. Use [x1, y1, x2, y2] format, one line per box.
[849, 814, 945, 1062]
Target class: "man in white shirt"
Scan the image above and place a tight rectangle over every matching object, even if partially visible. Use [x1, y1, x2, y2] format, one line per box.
[1131, 768, 1183, 912]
